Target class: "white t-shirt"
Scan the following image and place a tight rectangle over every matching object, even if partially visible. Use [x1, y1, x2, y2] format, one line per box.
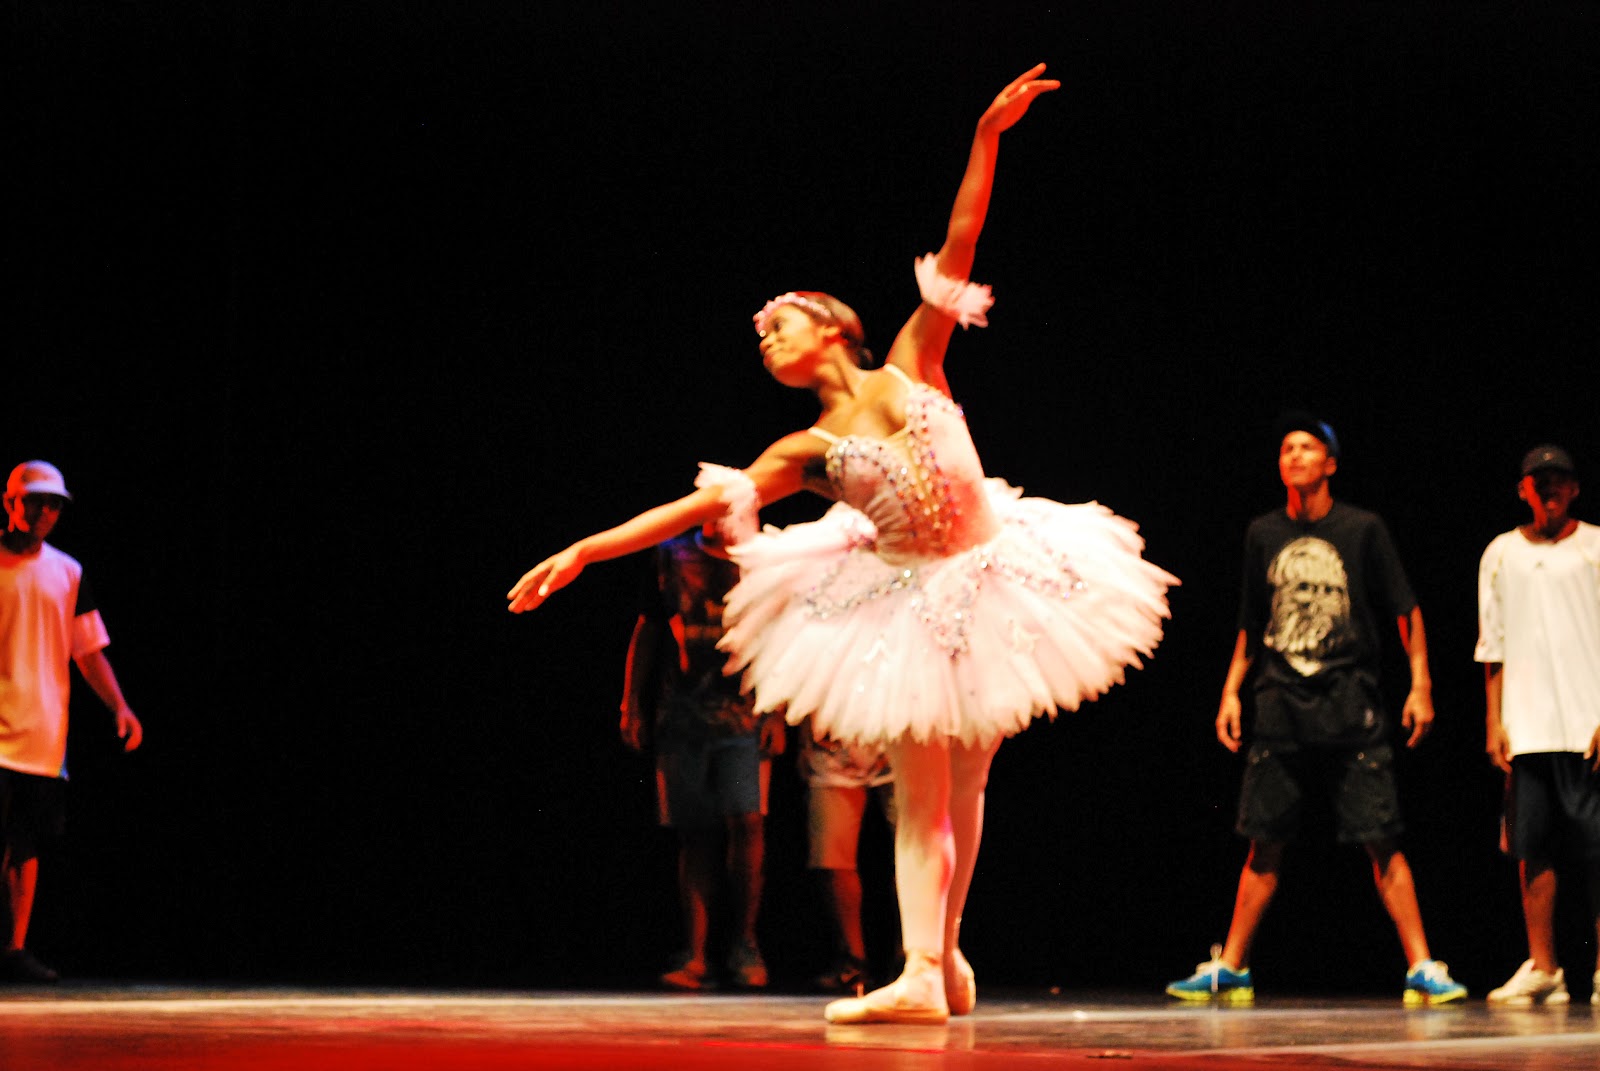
[1475, 520, 1600, 756]
[0, 542, 111, 778]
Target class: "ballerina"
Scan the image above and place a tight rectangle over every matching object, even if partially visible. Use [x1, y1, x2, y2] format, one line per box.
[509, 63, 1178, 1023]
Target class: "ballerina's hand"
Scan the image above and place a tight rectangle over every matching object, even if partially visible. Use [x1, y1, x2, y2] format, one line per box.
[978, 63, 1060, 136]
[507, 546, 583, 613]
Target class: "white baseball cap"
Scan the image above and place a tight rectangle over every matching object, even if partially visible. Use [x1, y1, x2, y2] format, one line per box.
[5, 461, 72, 500]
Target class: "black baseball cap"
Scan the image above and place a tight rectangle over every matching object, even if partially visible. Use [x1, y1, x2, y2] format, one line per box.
[1520, 444, 1576, 478]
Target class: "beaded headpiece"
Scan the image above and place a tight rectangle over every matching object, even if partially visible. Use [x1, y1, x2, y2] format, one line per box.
[753, 293, 838, 337]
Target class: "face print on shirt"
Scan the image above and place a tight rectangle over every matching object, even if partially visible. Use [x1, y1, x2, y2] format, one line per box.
[1264, 536, 1354, 676]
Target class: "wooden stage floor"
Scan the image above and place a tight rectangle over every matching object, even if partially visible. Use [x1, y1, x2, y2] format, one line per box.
[1, 985, 1596, 1069]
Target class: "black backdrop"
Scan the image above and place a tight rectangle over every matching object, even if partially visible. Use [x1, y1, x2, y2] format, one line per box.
[7, 2, 1598, 993]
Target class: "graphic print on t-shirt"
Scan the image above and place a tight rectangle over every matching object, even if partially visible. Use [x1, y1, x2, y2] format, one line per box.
[1263, 536, 1354, 677]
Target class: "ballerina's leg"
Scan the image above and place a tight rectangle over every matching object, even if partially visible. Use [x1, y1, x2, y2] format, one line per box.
[942, 737, 1000, 1013]
[824, 736, 954, 1023]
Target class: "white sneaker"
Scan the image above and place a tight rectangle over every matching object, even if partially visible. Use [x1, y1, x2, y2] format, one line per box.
[1487, 959, 1569, 1005]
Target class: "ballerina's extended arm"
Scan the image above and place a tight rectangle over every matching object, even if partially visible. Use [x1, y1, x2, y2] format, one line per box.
[506, 431, 815, 613]
[887, 63, 1060, 394]
[507, 488, 724, 613]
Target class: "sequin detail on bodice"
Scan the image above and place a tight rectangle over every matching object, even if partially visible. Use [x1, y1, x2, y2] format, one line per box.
[801, 374, 1091, 656]
[810, 375, 999, 564]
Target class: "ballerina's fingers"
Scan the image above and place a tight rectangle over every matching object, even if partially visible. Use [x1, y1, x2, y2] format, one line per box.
[507, 562, 556, 612]
[981, 64, 1060, 133]
[508, 547, 588, 612]
[1003, 62, 1049, 91]
[506, 577, 541, 613]
[1001, 63, 1061, 99]
[1007, 80, 1060, 112]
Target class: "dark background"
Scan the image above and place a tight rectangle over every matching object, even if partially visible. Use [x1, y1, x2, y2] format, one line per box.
[6, 2, 1597, 995]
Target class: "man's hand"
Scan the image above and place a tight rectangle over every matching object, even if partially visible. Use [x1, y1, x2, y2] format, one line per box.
[1215, 694, 1243, 752]
[116, 708, 143, 752]
[619, 703, 647, 753]
[1486, 720, 1514, 774]
[1401, 687, 1435, 749]
[758, 710, 787, 758]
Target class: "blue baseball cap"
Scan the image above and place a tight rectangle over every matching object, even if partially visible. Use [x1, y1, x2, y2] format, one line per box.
[1275, 410, 1341, 459]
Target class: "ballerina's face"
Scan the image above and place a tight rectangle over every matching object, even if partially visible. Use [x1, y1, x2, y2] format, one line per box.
[758, 306, 837, 387]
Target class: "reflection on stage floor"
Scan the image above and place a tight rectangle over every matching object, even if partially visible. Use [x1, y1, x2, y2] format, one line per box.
[1, 986, 1596, 1069]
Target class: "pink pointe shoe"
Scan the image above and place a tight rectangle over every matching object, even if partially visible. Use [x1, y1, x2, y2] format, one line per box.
[824, 952, 949, 1025]
[946, 949, 976, 1016]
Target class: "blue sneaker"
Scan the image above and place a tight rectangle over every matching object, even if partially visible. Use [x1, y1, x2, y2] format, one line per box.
[1403, 959, 1467, 1005]
[1166, 944, 1254, 1002]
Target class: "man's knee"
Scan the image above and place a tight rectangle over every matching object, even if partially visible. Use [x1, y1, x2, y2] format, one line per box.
[726, 812, 764, 839]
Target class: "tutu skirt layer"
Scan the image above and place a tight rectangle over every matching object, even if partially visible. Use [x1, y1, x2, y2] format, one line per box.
[720, 480, 1176, 748]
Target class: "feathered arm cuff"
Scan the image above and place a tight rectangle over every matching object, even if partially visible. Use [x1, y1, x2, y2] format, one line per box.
[694, 463, 760, 546]
[914, 254, 994, 329]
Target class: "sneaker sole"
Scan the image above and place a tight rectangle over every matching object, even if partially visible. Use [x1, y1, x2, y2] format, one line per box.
[1486, 992, 1569, 1006]
[1165, 987, 1254, 1003]
[1404, 989, 1468, 1006]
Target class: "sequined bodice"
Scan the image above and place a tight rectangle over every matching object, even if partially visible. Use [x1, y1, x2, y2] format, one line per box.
[811, 378, 1000, 564]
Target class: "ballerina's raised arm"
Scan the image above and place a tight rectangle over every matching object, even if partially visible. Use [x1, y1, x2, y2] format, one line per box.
[882, 63, 1058, 397]
[506, 65, 1059, 615]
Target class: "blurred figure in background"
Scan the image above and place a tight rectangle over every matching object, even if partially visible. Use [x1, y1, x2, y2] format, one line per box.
[1, 461, 143, 984]
[796, 720, 894, 996]
[621, 519, 781, 990]
[1477, 444, 1600, 1006]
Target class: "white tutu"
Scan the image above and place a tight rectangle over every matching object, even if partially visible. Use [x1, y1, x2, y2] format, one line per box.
[720, 479, 1177, 748]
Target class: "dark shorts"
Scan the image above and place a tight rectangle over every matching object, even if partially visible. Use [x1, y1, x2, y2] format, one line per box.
[1252, 670, 1388, 749]
[0, 767, 67, 863]
[1502, 752, 1600, 863]
[655, 734, 769, 830]
[1236, 743, 1403, 845]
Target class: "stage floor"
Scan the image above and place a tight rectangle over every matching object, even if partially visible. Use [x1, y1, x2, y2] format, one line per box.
[1, 986, 1596, 1070]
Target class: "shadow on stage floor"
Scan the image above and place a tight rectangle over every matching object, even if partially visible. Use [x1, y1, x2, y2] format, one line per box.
[0, 985, 1596, 1069]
